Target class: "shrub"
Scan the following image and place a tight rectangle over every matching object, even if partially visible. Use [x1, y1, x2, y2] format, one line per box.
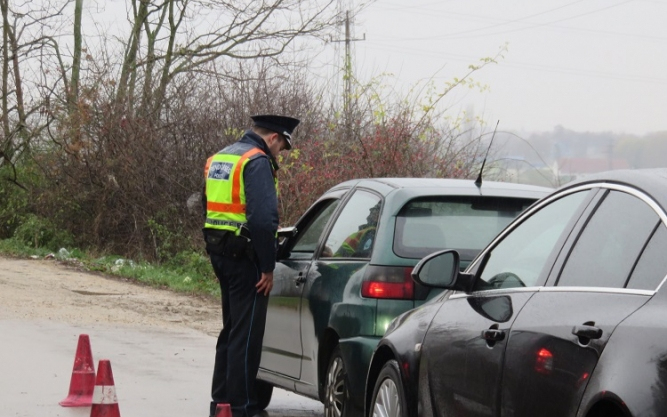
[13, 214, 75, 251]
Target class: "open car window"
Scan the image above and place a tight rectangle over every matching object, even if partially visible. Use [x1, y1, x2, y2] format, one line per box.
[289, 199, 341, 259]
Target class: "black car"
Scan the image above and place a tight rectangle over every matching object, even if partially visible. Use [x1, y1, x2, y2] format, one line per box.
[256, 178, 550, 417]
[366, 168, 667, 417]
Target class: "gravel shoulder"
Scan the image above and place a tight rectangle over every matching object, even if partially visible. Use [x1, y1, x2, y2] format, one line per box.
[0, 255, 222, 337]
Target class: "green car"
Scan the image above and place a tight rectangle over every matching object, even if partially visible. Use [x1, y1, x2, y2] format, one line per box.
[257, 178, 551, 417]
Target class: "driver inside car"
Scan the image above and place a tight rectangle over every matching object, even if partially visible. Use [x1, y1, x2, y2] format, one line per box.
[323, 203, 380, 258]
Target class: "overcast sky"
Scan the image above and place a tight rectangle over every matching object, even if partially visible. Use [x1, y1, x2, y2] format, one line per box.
[343, 0, 667, 135]
[80, 0, 665, 135]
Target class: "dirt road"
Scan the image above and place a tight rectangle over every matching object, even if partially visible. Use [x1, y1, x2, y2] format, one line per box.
[0, 255, 221, 335]
[0, 255, 324, 417]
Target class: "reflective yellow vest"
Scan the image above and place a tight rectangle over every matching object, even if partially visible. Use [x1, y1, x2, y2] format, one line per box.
[204, 146, 277, 234]
[336, 226, 376, 257]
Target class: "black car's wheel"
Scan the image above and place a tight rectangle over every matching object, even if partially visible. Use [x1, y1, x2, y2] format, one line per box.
[324, 345, 351, 417]
[256, 379, 273, 411]
[370, 360, 407, 417]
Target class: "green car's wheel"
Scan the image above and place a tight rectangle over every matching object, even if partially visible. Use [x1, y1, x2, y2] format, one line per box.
[324, 345, 351, 417]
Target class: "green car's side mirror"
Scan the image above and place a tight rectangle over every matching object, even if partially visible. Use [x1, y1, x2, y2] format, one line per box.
[276, 227, 297, 260]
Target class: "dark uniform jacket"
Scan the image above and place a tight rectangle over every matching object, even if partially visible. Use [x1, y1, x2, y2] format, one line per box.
[203, 130, 280, 273]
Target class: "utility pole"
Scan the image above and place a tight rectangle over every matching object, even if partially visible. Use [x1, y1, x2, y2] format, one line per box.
[331, 10, 364, 139]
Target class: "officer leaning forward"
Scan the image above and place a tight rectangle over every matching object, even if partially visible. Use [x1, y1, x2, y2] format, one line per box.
[202, 114, 300, 417]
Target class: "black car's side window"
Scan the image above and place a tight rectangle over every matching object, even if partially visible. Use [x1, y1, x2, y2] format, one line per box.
[557, 190, 659, 289]
[290, 199, 341, 257]
[475, 191, 588, 291]
[625, 223, 667, 291]
[322, 190, 382, 259]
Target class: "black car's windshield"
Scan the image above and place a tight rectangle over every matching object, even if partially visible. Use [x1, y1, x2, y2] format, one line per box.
[393, 196, 535, 260]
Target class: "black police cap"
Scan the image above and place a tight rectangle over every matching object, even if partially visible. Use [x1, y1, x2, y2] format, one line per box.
[251, 115, 301, 150]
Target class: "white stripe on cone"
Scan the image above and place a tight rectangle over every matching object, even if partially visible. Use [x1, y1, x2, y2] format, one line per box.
[92, 385, 118, 404]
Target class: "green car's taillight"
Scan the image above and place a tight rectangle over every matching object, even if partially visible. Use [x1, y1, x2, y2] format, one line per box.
[361, 266, 415, 299]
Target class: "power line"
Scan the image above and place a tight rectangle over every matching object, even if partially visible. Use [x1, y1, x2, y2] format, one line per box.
[418, 0, 591, 39]
[358, 41, 667, 85]
[362, 0, 666, 43]
[442, 0, 637, 40]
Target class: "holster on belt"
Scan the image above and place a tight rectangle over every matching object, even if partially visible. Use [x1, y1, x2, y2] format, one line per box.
[203, 228, 256, 262]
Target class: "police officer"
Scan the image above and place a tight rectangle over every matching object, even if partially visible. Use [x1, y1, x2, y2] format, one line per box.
[203, 114, 300, 417]
[334, 203, 380, 257]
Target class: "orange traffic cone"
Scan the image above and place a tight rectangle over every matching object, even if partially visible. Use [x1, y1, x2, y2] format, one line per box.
[60, 334, 96, 407]
[90, 359, 121, 417]
[214, 403, 232, 417]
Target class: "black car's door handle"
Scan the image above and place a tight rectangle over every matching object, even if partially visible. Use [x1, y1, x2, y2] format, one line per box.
[572, 325, 603, 340]
[482, 329, 506, 342]
[295, 273, 306, 285]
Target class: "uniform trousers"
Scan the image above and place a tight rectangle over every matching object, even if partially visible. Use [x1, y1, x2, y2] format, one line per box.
[209, 253, 269, 417]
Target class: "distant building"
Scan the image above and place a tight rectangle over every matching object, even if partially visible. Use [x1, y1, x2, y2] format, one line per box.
[554, 157, 630, 181]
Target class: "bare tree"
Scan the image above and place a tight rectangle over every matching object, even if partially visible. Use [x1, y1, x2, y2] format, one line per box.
[0, 0, 509, 262]
[112, 0, 340, 117]
[0, 0, 70, 185]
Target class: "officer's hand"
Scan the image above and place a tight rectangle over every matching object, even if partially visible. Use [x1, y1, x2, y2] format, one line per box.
[256, 272, 274, 296]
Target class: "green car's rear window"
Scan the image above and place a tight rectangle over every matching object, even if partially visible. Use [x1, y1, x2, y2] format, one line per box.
[393, 196, 535, 260]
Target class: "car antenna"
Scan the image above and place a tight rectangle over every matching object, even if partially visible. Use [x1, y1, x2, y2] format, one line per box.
[474, 120, 499, 188]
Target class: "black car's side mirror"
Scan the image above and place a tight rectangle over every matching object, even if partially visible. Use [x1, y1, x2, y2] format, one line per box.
[412, 249, 475, 293]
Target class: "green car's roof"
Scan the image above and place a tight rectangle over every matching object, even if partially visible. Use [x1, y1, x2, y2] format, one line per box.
[320, 178, 553, 267]
[328, 177, 552, 201]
